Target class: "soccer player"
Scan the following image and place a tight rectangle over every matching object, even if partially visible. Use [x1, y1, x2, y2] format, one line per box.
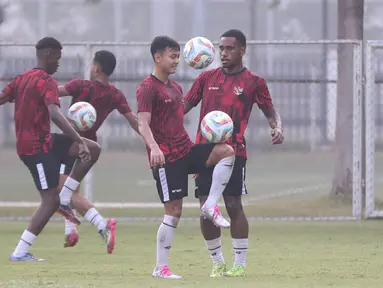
[57, 50, 139, 253]
[0, 37, 101, 261]
[136, 36, 236, 279]
[184, 29, 284, 277]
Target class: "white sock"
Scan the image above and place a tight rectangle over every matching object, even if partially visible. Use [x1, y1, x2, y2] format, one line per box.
[13, 230, 37, 257]
[64, 210, 78, 234]
[156, 215, 179, 268]
[205, 237, 225, 264]
[59, 177, 80, 205]
[84, 207, 106, 232]
[205, 155, 235, 208]
[233, 238, 248, 268]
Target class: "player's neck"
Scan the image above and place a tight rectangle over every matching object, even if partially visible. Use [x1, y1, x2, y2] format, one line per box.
[152, 69, 169, 84]
[36, 63, 49, 73]
[222, 63, 245, 75]
[93, 76, 109, 86]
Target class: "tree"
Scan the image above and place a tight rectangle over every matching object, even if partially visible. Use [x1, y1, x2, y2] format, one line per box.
[331, 0, 364, 200]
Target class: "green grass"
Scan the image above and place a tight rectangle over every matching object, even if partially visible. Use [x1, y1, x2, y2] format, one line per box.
[1, 221, 383, 287]
[0, 195, 352, 219]
[0, 148, 375, 218]
[1, 149, 383, 286]
[0, 149, 334, 202]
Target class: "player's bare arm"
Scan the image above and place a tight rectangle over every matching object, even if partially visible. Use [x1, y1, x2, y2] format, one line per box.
[261, 107, 284, 145]
[0, 92, 12, 105]
[138, 112, 165, 166]
[58, 85, 70, 97]
[0, 77, 17, 105]
[183, 100, 194, 115]
[47, 104, 91, 161]
[123, 112, 140, 135]
[184, 71, 207, 115]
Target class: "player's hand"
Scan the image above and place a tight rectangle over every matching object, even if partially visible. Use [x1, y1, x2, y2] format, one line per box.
[150, 146, 165, 167]
[78, 141, 91, 162]
[271, 128, 284, 145]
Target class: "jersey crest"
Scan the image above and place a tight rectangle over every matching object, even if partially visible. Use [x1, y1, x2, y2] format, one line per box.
[233, 86, 244, 96]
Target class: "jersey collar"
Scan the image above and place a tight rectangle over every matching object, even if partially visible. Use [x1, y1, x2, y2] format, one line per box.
[221, 67, 246, 76]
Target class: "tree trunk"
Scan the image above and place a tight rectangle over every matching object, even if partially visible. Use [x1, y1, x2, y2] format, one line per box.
[331, 0, 363, 200]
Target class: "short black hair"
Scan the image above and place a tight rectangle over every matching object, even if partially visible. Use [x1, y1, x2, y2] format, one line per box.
[221, 29, 247, 47]
[93, 50, 116, 76]
[150, 36, 180, 59]
[35, 37, 62, 50]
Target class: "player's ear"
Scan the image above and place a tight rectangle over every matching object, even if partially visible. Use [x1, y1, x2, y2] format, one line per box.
[154, 52, 162, 63]
[240, 46, 246, 57]
[93, 63, 101, 73]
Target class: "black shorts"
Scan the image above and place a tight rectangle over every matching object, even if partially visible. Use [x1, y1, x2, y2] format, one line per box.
[152, 143, 215, 203]
[60, 155, 77, 176]
[19, 134, 73, 191]
[195, 156, 247, 198]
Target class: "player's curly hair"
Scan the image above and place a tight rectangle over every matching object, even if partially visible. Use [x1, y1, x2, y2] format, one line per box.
[150, 36, 180, 59]
[35, 37, 62, 50]
[221, 29, 247, 47]
[93, 50, 117, 76]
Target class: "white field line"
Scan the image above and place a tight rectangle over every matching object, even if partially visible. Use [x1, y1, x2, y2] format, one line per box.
[244, 183, 331, 204]
[2, 175, 380, 208]
[0, 183, 330, 208]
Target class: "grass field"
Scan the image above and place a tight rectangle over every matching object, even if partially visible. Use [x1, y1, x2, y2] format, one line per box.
[1, 221, 383, 288]
[4, 148, 383, 218]
[2, 149, 383, 287]
[0, 149, 355, 219]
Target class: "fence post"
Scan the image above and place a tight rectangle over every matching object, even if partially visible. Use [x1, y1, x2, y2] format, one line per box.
[83, 44, 93, 202]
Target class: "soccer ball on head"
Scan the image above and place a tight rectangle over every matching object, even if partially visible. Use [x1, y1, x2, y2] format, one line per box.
[200, 111, 234, 143]
[183, 36, 215, 69]
[67, 102, 97, 131]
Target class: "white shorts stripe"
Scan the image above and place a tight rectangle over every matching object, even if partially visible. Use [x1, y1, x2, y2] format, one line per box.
[36, 163, 48, 190]
[241, 166, 247, 195]
[158, 168, 170, 202]
[60, 164, 66, 175]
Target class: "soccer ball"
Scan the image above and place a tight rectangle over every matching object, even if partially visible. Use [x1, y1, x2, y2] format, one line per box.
[183, 36, 215, 69]
[67, 102, 97, 131]
[200, 111, 234, 143]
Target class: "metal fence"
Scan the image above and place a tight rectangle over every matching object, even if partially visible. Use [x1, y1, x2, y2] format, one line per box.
[0, 40, 363, 152]
[0, 40, 364, 221]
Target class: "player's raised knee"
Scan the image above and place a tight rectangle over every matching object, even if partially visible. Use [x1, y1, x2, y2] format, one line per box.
[212, 143, 235, 161]
[83, 138, 101, 160]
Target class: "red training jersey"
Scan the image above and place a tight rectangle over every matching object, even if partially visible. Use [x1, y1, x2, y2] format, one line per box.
[136, 74, 193, 165]
[2, 68, 60, 155]
[185, 67, 273, 158]
[64, 79, 132, 142]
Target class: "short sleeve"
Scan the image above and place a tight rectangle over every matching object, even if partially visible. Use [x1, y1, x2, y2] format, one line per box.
[136, 82, 155, 113]
[115, 91, 132, 115]
[185, 71, 207, 106]
[253, 77, 273, 110]
[2, 76, 19, 103]
[41, 77, 60, 107]
[64, 78, 86, 98]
